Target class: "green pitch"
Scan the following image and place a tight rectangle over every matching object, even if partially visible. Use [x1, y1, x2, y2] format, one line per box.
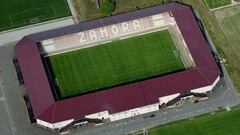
[149, 108, 240, 135]
[0, 0, 70, 31]
[46, 30, 185, 98]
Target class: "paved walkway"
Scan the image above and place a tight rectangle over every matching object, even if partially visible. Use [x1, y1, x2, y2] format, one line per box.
[67, 0, 78, 23]
[0, 80, 14, 135]
[0, 17, 75, 45]
[0, 45, 55, 135]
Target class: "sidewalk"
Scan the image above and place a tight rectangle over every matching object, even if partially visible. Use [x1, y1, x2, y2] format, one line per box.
[0, 17, 75, 45]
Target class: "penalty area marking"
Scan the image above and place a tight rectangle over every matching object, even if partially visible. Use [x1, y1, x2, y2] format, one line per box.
[46, 40, 113, 57]
[119, 27, 168, 40]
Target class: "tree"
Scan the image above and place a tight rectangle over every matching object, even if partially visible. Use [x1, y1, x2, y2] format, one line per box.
[100, 0, 116, 16]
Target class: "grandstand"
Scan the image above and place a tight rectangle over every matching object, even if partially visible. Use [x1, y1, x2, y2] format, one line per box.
[15, 3, 220, 130]
[46, 30, 186, 98]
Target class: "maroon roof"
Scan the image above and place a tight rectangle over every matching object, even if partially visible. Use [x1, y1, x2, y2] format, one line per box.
[28, 3, 187, 42]
[15, 37, 55, 117]
[15, 3, 220, 123]
[38, 83, 147, 122]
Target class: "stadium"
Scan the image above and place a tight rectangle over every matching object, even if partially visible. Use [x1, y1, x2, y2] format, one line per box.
[15, 3, 220, 130]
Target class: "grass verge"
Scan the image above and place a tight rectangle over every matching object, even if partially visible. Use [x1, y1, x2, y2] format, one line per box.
[72, 0, 167, 21]
[149, 108, 240, 135]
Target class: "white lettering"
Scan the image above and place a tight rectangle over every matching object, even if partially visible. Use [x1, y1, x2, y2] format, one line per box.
[111, 25, 119, 35]
[122, 22, 130, 33]
[133, 20, 141, 30]
[77, 32, 87, 43]
[99, 27, 109, 38]
[89, 30, 98, 40]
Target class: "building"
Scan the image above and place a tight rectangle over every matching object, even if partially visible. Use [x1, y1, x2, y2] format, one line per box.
[15, 3, 220, 130]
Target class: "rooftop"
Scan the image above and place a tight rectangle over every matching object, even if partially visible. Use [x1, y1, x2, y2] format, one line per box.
[15, 3, 220, 123]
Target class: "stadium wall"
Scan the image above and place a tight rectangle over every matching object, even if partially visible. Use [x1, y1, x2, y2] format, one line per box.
[84, 103, 159, 122]
[190, 76, 220, 93]
[159, 93, 180, 105]
[85, 111, 110, 120]
[109, 103, 159, 121]
[37, 119, 74, 129]
[36, 76, 220, 129]
[83, 78, 219, 122]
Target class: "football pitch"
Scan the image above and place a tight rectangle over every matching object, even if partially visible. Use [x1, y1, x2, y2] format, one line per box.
[46, 30, 185, 98]
[0, 0, 70, 31]
[149, 108, 240, 135]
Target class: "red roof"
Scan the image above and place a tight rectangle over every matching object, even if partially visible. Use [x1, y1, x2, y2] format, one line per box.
[15, 3, 220, 123]
[15, 37, 55, 117]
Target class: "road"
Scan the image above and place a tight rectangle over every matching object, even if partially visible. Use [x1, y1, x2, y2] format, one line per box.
[0, 82, 14, 135]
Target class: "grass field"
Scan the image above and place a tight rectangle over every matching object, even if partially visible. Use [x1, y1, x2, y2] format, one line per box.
[204, 0, 232, 9]
[213, 5, 240, 88]
[46, 30, 185, 98]
[149, 108, 240, 135]
[72, 0, 167, 21]
[0, 0, 70, 31]
[214, 5, 240, 65]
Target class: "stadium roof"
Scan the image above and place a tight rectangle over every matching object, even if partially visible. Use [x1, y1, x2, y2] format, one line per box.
[16, 3, 220, 123]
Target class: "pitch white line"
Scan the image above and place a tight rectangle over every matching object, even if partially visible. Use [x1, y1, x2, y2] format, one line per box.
[46, 40, 113, 57]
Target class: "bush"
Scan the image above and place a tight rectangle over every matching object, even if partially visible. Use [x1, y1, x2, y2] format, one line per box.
[100, 0, 116, 16]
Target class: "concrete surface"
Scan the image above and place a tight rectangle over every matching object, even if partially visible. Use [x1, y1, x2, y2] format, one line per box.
[0, 17, 75, 45]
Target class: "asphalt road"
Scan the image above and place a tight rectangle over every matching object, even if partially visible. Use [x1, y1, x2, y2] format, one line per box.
[0, 84, 14, 135]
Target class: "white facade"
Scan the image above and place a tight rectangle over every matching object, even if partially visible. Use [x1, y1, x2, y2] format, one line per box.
[84, 103, 159, 122]
[109, 103, 159, 121]
[85, 111, 109, 120]
[37, 119, 74, 129]
[36, 75, 220, 130]
[191, 76, 220, 93]
[159, 93, 180, 105]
